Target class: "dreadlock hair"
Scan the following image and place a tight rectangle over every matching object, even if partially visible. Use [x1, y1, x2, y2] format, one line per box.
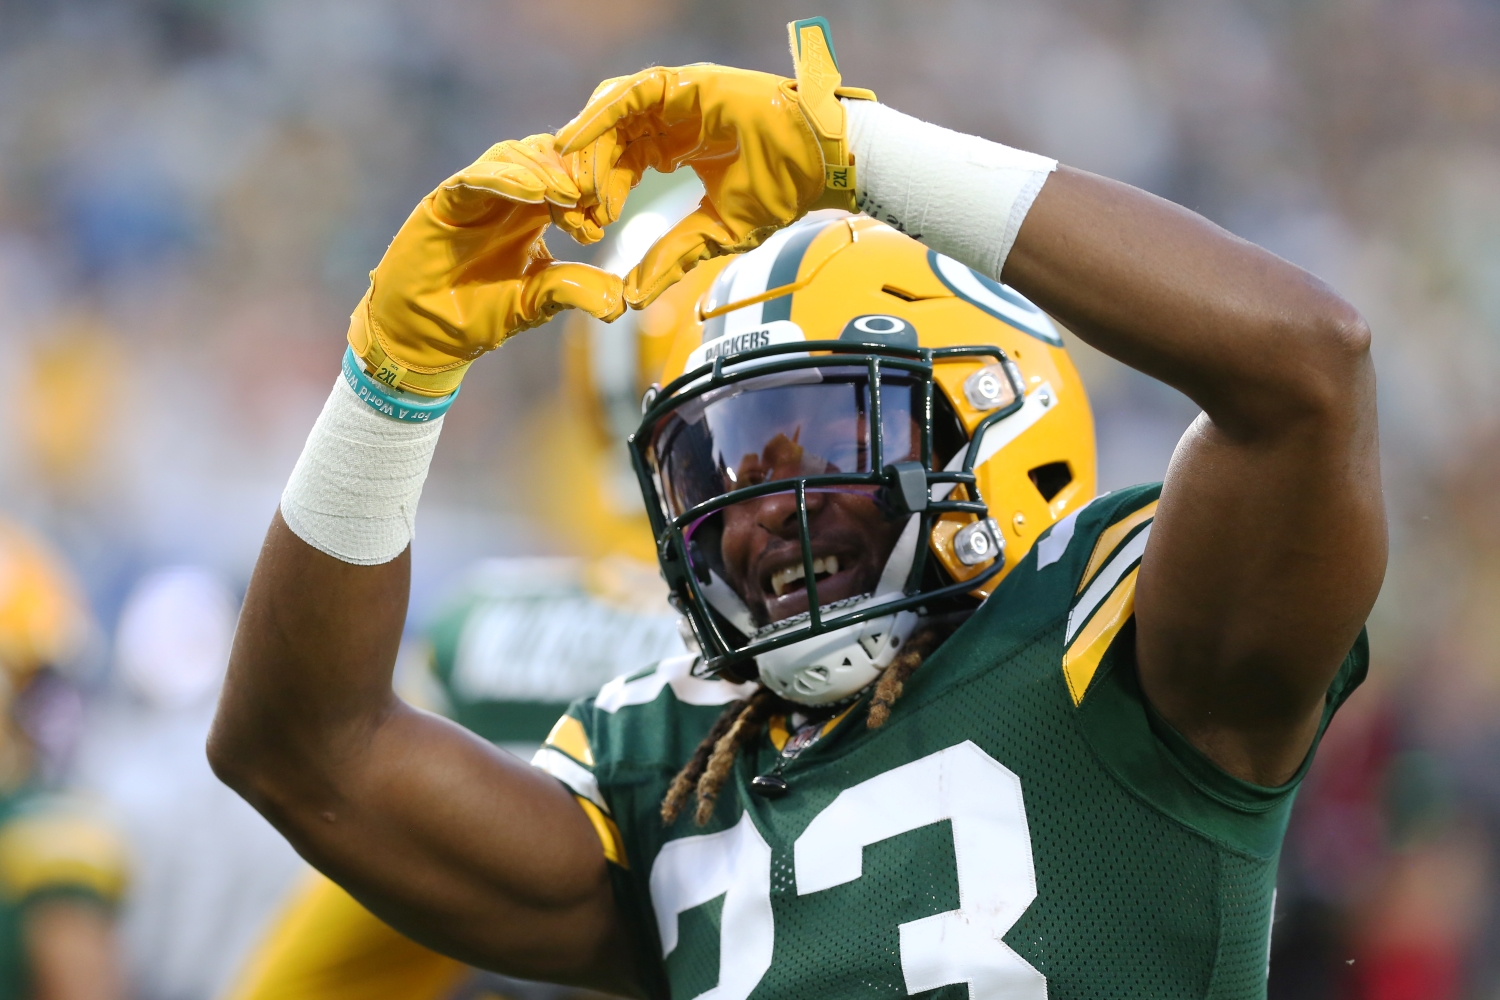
[660, 621, 961, 827]
[660, 686, 785, 827]
[865, 623, 952, 729]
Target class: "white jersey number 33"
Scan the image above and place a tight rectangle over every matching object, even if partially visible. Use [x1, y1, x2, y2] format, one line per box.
[648, 741, 1048, 999]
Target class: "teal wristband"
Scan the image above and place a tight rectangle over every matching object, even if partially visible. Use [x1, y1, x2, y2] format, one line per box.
[341, 347, 458, 422]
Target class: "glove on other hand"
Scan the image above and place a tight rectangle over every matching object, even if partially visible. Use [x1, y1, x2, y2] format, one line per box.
[348, 135, 626, 397]
[555, 18, 872, 308]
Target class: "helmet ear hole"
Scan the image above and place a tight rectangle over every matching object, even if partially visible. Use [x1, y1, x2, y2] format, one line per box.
[1028, 462, 1073, 502]
[931, 391, 967, 469]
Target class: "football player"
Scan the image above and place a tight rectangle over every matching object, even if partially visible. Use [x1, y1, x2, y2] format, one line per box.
[0, 519, 128, 1000]
[210, 17, 1385, 998]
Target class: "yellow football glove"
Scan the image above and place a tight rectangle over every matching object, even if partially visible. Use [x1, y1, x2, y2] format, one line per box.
[554, 17, 873, 308]
[347, 135, 626, 398]
[549, 138, 636, 246]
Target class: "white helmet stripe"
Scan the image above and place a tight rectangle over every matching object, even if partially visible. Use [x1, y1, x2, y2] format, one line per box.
[701, 218, 843, 343]
[930, 381, 1060, 503]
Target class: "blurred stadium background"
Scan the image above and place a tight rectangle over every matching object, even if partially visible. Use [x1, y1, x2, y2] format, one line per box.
[0, 0, 1498, 996]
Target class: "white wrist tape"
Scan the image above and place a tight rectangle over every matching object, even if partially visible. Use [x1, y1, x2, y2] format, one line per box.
[280, 377, 442, 566]
[844, 99, 1057, 281]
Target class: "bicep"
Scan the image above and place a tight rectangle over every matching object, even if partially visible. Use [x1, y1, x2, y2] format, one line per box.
[215, 520, 638, 992]
[254, 707, 636, 992]
[1134, 363, 1385, 785]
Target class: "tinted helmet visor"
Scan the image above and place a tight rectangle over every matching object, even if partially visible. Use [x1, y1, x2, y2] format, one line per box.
[650, 367, 928, 518]
[646, 364, 963, 635]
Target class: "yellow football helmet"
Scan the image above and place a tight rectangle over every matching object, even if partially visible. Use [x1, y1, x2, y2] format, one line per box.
[0, 519, 89, 787]
[633, 213, 1095, 703]
[0, 519, 88, 683]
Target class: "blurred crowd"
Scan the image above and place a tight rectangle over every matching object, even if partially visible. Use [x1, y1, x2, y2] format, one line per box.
[0, 0, 1498, 996]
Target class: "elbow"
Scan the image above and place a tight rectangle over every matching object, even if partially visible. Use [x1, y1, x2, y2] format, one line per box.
[205, 712, 256, 798]
[206, 693, 289, 808]
[1266, 294, 1374, 426]
[206, 721, 317, 853]
[1206, 292, 1375, 443]
[206, 717, 306, 830]
[1315, 298, 1373, 372]
[206, 688, 369, 831]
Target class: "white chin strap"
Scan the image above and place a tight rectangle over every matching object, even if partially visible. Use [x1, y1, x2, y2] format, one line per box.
[755, 513, 924, 706]
[684, 509, 927, 707]
[754, 599, 920, 705]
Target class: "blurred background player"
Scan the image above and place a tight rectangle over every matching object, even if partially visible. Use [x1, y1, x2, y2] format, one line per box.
[72, 567, 304, 1000]
[220, 176, 704, 1000]
[0, 518, 128, 1000]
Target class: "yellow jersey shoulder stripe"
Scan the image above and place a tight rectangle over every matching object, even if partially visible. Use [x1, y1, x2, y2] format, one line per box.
[1077, 500, 1158, 594]
[543, 714, 594, 766]
[1067, 522, 1152, 646]
[1061, 498, 1158, 706]
[1063, 566, 1141, 706]
[574, 797, 628, 869]
[531, 737, 628, 865]
[531, 747, 609, 814]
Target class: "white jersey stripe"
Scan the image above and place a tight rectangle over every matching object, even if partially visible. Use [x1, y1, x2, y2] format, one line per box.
[930, 382, 1059, 504]
[531, 747, 608, 812]
[594, 654, 758, 715]
[1065, 523, 1153, 644]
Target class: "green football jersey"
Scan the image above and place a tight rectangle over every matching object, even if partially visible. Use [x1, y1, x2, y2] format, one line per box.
[418, 558, 686, 748]
[533, 484, 1367, 999]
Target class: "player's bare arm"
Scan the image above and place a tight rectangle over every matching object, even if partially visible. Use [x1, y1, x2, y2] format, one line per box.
[1004, 173, 1384, 785]
[209, 138, 638, 990]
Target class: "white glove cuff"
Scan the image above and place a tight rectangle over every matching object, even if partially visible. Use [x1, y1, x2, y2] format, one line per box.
[280, 377, 442, 566]
[843, 99, 1057, 281]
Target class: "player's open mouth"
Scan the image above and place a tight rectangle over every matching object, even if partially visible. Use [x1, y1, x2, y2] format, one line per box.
[769, 555, 839, 597]
[758, 549, 868, 623]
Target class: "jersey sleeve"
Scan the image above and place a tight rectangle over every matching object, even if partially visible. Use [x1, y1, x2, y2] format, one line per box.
[529, 653, 760, 871]
[0, 793, 128, 910]
[531, 707, 628, 869]
[1054, 486, 1160, 706]
[1049, 483, 1369, 857]
[530, 654, 755, 1000]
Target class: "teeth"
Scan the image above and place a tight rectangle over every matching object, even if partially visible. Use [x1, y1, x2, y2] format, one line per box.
[770, 565, 802, 597]
[770, 556, 840, 597]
